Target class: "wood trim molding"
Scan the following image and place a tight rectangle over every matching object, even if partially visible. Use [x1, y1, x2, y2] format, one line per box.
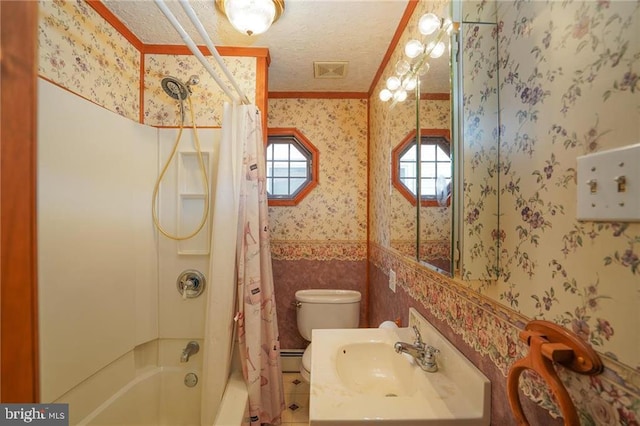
[368, 0, 419, 96]
[139, 54, 145, 124]
[142, 44, 270, 61]
[256, 56, 269, 144]
[1, 0, 39, 402]
[85, 0, 145, 51]
[421, 93, 450, 101]
[268, 92, 368, 99]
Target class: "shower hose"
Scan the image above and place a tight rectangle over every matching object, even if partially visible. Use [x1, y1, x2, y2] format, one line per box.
[151, 96, 209, 240]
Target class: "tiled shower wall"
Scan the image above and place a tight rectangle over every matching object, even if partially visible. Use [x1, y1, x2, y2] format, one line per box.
[268, 98, 368, 349]
[369, 0, 640, 424]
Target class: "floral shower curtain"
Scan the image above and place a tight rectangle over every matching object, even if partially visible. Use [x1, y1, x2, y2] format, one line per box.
[235, 104, 285, 425]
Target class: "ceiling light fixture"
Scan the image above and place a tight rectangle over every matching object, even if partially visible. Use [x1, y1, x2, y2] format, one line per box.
[215, 0, 285, 36]
[379, 13, 457, 105]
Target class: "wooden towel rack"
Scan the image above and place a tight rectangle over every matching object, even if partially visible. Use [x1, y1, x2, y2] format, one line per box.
[507, 320, 603, 425]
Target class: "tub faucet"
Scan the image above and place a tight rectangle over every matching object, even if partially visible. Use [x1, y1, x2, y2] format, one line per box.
[181, 341, 200, 363]
[394, 325, 439, 372]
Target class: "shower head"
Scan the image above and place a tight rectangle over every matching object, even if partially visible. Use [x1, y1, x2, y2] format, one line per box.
[161, 76, 190, 101]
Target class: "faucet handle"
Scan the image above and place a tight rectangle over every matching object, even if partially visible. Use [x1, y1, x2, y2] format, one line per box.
[412, 325, 424, 346]
[424, 345, 439, 359]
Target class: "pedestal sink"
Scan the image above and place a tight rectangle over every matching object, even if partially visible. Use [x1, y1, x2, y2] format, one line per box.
[309, 308, 490, 425]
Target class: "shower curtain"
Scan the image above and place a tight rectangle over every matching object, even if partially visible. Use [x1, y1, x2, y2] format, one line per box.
[235, 105, 285, 425]
[201, 103, 284, 426]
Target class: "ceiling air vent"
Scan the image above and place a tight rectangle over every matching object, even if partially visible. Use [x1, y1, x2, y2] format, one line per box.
[313, 61, 348, 79]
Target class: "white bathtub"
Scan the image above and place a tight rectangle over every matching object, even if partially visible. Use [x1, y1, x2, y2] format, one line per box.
[78, 366, 248, 426]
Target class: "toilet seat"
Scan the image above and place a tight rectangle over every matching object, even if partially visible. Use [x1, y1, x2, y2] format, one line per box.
[300, 343, 312, 383]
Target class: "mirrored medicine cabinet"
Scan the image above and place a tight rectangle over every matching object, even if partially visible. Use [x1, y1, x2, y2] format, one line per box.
[387, 0, 500, 281]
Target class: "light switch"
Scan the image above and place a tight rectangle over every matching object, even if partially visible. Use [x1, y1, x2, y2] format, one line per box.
[576, 144, 640, 221]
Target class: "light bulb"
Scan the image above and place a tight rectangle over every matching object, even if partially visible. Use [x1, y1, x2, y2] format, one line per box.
[418, 62, 430, 76]
[379, 89, 393, 102]
[404, 39, 423, 59]
[393, 89, 407, 102]
[402, 77, 417, 91]
[386, 76, 401, 91]
[418, 13, 440, 36]
[429, 41, 446, 58]
[224, 0, 276, 36]
[395, 60, 411, 76]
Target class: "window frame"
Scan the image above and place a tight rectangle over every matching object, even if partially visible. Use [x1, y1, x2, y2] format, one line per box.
[266, 128, 319, 206]
[391, 128, 451, 207]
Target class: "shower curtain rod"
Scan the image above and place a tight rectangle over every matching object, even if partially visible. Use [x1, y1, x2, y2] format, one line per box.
[154, 0, 250, 105]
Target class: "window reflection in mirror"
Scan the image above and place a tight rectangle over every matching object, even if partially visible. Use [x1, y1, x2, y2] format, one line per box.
[393, 129, 451, 207]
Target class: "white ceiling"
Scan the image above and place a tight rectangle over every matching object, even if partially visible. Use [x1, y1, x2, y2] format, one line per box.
[101, 0, 412, 93]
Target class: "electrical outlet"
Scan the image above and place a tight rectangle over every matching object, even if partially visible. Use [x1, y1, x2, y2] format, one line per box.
[389, 269, 397, 293]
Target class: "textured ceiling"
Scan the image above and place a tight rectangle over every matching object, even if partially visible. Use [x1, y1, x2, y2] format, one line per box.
[102, 0, 450, 94]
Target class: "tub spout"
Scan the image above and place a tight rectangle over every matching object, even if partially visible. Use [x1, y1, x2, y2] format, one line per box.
[181, 341, 199, 363]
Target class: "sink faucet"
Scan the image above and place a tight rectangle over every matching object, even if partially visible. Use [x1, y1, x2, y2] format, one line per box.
[181, 341, 200, 363]
[394, 325, 439, 372]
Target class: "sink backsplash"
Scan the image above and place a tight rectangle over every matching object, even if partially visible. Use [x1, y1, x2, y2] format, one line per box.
[408, 307, 490, 414]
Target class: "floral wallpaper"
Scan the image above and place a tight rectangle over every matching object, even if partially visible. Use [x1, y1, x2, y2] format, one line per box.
[38, 1, 259, 128]
[459, 21, 500, 281]
[267, 98, 368, 257]
[492, 0, 639, 371]
[38, 0, 140, 121]
[370, 242, 640, 425]
[267, 98, 368, 348]
[370, 0, 639, 423]
[144, 54, 256, 127]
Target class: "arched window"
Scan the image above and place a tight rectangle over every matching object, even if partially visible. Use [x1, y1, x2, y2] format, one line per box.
[266, 128, 319, 206]
[392, 129, 451, 207]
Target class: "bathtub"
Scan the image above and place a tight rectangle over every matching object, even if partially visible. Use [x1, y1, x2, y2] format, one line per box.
[78, 366, 248, 425]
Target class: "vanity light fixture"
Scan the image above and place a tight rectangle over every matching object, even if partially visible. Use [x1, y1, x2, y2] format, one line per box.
[215, 0, 285, 36]
[379, 13, 455, 104]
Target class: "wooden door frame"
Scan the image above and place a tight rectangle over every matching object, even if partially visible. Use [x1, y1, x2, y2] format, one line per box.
[0, 0, 40, 402]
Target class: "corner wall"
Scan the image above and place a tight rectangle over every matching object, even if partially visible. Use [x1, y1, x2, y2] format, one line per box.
[267, 98, 368, 348]
[368, 0, 639, 424]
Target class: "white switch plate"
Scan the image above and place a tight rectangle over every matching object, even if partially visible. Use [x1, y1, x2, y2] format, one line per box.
[389, 269, 397, 293]
[577, 144, 640, 222]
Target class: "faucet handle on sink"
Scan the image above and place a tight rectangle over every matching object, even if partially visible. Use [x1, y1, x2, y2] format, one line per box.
[412, 325, 424, 347]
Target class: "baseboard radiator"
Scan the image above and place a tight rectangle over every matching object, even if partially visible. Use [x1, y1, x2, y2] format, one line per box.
[280, 349, 304, 373]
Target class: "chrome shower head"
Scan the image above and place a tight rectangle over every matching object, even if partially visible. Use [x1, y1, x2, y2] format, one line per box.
[161, 76, 190, 101]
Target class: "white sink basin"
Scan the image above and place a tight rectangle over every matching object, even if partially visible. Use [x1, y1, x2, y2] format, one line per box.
[310, 308, 490, 425]
[335, 341, 416, 397]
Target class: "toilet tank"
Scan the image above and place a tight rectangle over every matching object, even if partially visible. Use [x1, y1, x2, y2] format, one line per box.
[295, 289, 361, 341]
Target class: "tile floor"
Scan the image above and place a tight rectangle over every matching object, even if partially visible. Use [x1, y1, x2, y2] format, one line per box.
[281, 372, 310, 425]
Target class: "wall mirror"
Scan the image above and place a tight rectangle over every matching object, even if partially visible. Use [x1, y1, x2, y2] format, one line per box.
[455, 1, 500, 280]
[387, 0, 500, 280]
[387, 2, 455, 276]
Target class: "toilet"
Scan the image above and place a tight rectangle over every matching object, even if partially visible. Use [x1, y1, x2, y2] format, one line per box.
[295, 289, 361, 383]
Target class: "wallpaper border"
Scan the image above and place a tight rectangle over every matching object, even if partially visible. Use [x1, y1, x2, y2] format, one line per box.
[270, 240, 367, 261]
[369, 242, 640, 399]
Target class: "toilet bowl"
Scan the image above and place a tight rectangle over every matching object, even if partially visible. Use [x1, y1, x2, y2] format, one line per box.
[295, 289, 361, 382]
